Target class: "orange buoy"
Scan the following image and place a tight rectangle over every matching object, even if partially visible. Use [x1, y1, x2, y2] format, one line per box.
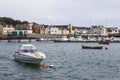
[41, 64, 47, 68]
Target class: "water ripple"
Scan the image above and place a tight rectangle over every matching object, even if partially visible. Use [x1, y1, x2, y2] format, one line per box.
[0, 42, 120, 80]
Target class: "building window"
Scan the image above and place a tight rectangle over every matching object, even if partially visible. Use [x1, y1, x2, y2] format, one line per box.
[108, 29, 112, 32]
[115, 30, 117, 32]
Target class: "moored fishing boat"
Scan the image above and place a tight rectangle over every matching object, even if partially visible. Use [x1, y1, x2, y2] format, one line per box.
[82, 45, 103, 49]
[98, 40, 110, 44]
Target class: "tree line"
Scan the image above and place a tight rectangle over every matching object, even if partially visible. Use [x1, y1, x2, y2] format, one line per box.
[0, 17, 29, 26]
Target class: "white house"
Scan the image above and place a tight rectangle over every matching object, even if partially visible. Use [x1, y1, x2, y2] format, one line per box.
[106, 27, 119, 35]
[49, 27, 61, 34]
[0, 25, 15, 36]
[90, 25, 107, 36]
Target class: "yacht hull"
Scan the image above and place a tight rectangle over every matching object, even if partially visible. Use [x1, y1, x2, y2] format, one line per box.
[13, 54, 44, 64]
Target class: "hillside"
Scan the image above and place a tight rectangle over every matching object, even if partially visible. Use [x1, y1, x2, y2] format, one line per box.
[0, 17, 29, 26]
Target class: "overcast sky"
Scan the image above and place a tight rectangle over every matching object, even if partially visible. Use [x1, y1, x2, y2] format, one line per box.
[0, 0, 120, 27]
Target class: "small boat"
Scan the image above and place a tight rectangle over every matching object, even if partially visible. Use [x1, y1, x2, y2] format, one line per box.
[54, 36, 68, 42]
[68, 37, 76, 41]
[36, 38, 46, 41]
[98, 40, 110, 44]
[36, 38, 41, 41]
[82, 45, 103, 49]
[75, 36, 83, 41]
[13, 44, 46, 64]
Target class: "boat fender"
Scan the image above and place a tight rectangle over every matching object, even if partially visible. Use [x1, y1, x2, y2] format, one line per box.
[48, 65, 55, 68]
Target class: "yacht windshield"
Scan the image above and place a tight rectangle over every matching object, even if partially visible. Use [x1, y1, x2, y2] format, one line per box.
[22, 49, 37, 53]
[29, 49, 37, 52]
[23, 50, 29, 52]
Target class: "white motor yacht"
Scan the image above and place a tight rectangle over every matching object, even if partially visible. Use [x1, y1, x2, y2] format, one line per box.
[54, 36, 68, 42]
[13, 44, 46, 64]
[68, 37, 76, 41]
[75, 36, 83, 41]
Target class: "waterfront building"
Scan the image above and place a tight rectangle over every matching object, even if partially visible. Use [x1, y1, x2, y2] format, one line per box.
[0, 25, 15, 36]
[90, 25, 107, 36]
[38, 25, 49, 35]
[53, 25, 69, 35]
[118, 29, 120, 35]
[28, 22, 34, 28]
[76, 27, 90, 35]
[106, 27, 119, 35]
[10, 29, 33, 37]
[32, 26, 39, 33]
[73, 27, 79, 35]
[62, 28, 69, 35]
[0, 25, 2, 36]
[90, 25, 119, 36]
[68, 24, 75, 34]
[30, 23, 119, 37]
[32, 24, 78, 36]
[51, 24, 74, 35]
[48, 26, 61, 34]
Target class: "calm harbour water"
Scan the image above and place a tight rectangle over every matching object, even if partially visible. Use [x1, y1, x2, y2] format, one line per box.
[0, 40, 120, 80]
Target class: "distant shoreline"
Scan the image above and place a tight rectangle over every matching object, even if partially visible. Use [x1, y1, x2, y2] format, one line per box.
[0, 37, 36, 40]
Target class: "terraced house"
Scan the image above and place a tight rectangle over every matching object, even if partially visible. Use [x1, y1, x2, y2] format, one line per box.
[33, 24, 77, 35]
[90, 25, 119, 36]
[0, 25, 14, 36]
